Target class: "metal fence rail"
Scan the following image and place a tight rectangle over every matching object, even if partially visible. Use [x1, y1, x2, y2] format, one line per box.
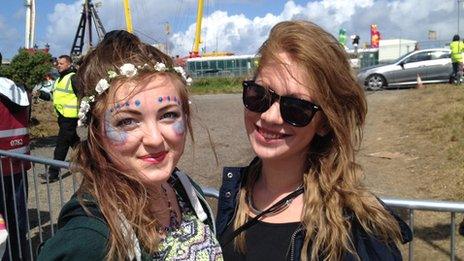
[0, 149, 463, 260]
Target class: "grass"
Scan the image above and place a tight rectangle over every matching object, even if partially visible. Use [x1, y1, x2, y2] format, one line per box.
[189, 76, 243, 94]
[384, 84, 464, 199]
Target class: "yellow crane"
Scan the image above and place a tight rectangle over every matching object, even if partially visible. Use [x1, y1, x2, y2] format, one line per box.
[191, 0, 204, 57]
[121, 0, 229, 58]
[123, 0, 133, 33]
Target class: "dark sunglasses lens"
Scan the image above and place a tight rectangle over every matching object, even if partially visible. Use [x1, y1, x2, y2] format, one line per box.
[243, 82, 270, 113]
[280, 98, 314, 127]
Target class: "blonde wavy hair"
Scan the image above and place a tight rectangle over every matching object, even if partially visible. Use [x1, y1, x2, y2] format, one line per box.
[233, 20, 402, 260]
[71, 31, 193, 260]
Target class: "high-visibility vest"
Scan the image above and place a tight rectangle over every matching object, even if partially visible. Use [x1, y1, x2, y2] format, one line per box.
[0, 100, 31, 175]
[450, 41, 464, 63]
[53, 72, 78, 118]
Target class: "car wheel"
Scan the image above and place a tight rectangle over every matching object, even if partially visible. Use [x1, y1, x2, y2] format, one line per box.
[366, 74, 386, 91]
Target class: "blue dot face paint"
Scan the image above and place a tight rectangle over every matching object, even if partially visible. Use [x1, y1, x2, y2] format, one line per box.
[135, 100, 141, 107]
[173, 119, 185, 136]
[104, 110, 128, 144]
[157, 96, 180, 105]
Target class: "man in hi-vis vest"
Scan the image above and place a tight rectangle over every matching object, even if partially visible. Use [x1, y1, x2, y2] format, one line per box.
[39, 55, 80, 182]
[450, 34, 464, 85]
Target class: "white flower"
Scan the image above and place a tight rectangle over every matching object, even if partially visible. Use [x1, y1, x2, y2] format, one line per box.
[107, 70, 118, 79]
[186, 77, 193, 86]
[95, 79, 110, 95]
[173, 66, 186, 78]
[119, 63, 137, 77]
[77, 95, 95, 127]
[154, 62, 167, 72]
[78, 119, 85, 127]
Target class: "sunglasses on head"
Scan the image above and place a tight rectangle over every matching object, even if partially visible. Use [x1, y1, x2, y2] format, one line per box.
[242, 80, 320, 127]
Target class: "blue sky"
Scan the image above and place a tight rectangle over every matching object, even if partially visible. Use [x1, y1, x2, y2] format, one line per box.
[0, 0, 460, 60]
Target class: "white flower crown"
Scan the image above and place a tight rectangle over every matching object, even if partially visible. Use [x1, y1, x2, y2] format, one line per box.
[77, 62, 192, 126]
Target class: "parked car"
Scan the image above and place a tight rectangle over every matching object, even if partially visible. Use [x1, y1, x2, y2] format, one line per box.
[357, 48, 452, 90]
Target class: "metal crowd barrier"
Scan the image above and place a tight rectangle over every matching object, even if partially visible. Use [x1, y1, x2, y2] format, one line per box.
[0, 149, 463, 260]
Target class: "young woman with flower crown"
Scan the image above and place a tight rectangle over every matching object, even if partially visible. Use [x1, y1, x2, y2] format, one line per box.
[216, 21, 411, 261]
[38, 31, 222, 260]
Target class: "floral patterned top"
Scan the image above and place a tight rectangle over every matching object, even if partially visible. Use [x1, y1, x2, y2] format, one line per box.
[152, 193, 223, 261]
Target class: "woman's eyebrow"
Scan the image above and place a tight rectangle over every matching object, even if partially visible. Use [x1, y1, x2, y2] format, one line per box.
[158, 104, 182, 112]
[111, 107, 143, 116]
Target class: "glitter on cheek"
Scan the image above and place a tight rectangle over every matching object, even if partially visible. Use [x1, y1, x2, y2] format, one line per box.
[104, 111, 128, 144]
[173, 119, 185, 136]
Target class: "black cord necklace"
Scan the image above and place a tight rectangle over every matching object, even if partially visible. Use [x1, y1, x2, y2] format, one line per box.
[220, 185, 304, 246]
[247, 183, 304, 216]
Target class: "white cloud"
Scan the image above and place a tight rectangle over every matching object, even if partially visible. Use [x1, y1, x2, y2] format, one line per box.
[42, 0, 460, 59]
[0, 15, 21, 59]
[45, 1, 83, 57]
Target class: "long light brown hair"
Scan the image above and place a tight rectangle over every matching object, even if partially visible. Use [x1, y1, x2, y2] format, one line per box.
[72, 30, 193, 259]
[233, 20, 402, 260]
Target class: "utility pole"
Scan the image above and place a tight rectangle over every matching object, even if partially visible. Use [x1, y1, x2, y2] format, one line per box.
[24, 0, 36, 49]
[164, 22, 171, 55]
[459, 0, 463, 35]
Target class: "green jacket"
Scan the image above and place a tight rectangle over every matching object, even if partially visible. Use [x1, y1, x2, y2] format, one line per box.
[37, 169, 216, 260]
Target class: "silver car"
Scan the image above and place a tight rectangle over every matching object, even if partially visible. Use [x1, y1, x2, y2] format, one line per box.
[357, 48, 452, 90]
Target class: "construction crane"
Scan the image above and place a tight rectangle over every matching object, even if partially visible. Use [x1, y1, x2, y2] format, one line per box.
[70, 0, 106, 58]
[190, 0, 204, 58]
[123, 0, 134, 33]
[189, 0, 233, 58]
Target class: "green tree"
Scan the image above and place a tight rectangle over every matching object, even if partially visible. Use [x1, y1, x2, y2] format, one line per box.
[0, 49, 52, 91]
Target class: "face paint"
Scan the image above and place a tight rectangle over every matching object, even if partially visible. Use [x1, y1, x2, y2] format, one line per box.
[135, 100, 141, 107]
[104, 110, 128, 144]
[172, 119, 185, 136]
[157, 96, 181, 105]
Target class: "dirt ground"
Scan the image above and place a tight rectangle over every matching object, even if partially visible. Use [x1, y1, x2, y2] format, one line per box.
[29, 85, 464, 260]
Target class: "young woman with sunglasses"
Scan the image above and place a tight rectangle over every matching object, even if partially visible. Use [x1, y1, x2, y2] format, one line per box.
[216, 20, 411, 260]
[38, 31, 222, 260]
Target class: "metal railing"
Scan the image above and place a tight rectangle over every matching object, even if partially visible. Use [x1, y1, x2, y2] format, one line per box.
[0, 149, 463, 260]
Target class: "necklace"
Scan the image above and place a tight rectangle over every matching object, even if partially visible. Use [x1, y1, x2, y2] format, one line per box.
[247, 183, 304, 216]
[158, 184, 180, 233]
